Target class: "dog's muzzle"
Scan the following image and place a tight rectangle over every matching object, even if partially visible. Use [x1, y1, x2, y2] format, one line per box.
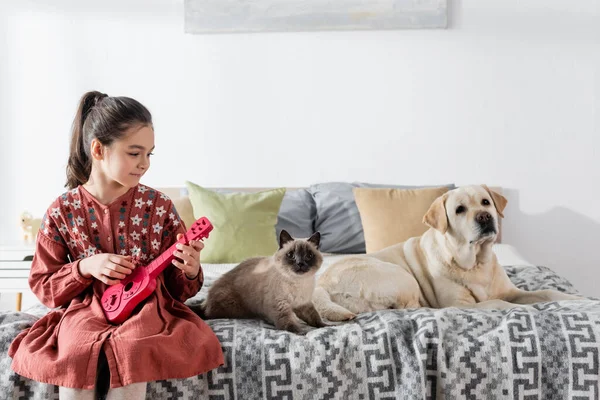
[475, 211, 496, 235]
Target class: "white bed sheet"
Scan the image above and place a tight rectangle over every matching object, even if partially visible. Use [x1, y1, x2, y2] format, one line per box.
[492, 243, 535, 267]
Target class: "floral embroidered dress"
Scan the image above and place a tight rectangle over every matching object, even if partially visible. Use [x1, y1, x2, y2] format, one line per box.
[8, 184, 224, 389]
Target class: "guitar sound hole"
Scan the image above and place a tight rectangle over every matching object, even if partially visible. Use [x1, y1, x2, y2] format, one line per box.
[124, 282, 134, 292]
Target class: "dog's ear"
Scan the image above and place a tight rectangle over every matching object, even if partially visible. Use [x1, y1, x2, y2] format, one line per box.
[423, 193, 448, 234]
[482, 185, 507, 218]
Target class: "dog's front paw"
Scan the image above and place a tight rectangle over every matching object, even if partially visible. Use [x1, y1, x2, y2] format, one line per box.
[343, 312, 357, 321]
[557, 293, 585, 301]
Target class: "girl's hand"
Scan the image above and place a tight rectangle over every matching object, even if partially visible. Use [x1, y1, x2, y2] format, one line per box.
[78, 254, 136, 285]
[172, 234, 204, 279]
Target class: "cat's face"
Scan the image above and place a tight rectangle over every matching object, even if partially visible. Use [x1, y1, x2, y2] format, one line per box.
[274, 230, 323, 275]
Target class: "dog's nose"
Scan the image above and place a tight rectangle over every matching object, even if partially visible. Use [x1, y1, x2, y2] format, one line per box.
[476, 212, 493, 224]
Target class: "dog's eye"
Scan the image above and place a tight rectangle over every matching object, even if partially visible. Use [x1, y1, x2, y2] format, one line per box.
[286, 251, 294, 259]
[482, 199, 490, 206]
[456, 205, 466, 214]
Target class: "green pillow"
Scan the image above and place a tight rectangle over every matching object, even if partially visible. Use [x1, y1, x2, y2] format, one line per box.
[185, 181, 286, 263]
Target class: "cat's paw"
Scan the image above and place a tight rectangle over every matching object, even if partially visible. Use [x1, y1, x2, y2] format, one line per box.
[316, 321, 331, 328]
[313, 318, 345, 328]
[321, 318, 354, 326]
[290, 326, 312, 335]
[279, 323, 309, 335]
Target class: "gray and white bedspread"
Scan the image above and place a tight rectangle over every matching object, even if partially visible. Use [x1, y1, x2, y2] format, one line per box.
[1, 266, 599, 400]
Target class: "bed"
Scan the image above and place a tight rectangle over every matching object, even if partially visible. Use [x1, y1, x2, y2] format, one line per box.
[0, 184, 598, 399]
[0, 245, 598, 399]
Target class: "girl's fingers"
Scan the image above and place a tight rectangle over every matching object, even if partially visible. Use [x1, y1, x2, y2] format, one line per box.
[171, 258, 191, 275]
[176, 243, 200, 259]
[104, 267, 127, 280]
[173, 236, 203, 270]
[101, 275, 121, 286]
[110, 255, 135, 269]
[173, 250, 196, 267]
[110, 263, 133, 275]
[189, 240, 204, 252]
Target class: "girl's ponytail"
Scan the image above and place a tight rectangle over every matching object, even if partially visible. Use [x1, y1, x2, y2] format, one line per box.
[65, 91, 108, 189]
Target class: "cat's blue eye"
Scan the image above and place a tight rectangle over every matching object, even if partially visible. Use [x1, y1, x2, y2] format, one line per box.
[306, 252, 313, 259]
[286, 252, 294, 259]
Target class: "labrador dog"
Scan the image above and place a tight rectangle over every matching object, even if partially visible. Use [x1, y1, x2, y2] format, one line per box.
[313, 185, 582, 321]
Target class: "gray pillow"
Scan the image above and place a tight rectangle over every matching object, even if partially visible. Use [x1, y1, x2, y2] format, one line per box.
[181, 187, 316, 241]
[308, 182, 456, 254]
[275, 189, 316, 240]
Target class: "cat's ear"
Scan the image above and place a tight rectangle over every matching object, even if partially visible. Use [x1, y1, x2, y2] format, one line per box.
[279, 230, 294, 248]
[307, 232, 321, 249]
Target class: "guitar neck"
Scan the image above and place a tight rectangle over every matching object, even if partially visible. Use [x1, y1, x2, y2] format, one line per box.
[144, 217, 212, 278]
[146, 234, 188, 278]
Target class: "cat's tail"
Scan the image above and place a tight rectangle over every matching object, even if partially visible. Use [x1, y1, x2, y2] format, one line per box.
[195, 300, 207, 319]
[313, 286, 357, 322]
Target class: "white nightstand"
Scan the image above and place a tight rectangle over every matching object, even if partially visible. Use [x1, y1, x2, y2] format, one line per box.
[0, 242, 35, 311]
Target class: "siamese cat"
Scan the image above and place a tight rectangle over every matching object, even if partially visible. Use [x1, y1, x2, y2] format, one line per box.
[202, 230, 327, 334]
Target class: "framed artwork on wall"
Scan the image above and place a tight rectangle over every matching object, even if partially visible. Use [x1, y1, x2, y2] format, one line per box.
[185, 0, 448, 34]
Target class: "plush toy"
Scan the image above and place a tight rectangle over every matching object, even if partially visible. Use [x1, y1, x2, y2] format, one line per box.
[20, 212, 42, 243]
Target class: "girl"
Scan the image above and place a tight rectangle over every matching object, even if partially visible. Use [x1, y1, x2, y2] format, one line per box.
[8, 91, 224, 399]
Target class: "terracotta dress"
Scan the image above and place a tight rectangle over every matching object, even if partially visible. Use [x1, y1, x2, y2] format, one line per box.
[8, 184, 224, 389]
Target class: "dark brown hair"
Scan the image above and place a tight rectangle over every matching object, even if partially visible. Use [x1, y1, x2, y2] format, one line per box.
[65, 91, 153, 189]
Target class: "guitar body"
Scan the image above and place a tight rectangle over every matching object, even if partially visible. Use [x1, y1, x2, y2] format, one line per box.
[101, 217, 213, 324]
[101, 266, 157, 324]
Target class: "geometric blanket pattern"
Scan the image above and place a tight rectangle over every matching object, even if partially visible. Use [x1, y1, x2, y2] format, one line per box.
[0, 265, 598, 400]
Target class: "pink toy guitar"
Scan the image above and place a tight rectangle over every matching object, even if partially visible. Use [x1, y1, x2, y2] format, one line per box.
[101, 217, 213, 324]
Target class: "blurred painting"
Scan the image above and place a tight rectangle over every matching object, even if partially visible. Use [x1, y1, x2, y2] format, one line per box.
[185, 0, 448, 33]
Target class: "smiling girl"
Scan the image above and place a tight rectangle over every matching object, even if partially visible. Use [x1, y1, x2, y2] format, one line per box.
[8, 91, 223, 399]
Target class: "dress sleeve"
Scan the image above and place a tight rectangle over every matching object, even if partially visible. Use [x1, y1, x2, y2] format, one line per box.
[29, 232, 94, 308]
[161, 202, 203, 303]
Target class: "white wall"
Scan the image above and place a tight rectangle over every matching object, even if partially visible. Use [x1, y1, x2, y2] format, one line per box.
[0, 0, 598, 310]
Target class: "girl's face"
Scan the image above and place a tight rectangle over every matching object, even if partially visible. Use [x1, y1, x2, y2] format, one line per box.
[101, 124, 155, 188]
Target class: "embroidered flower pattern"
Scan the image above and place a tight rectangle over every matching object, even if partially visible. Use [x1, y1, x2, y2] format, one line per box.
[39, 185, 184, 266]
[131, 246, 141, 257]
[155, 206, 166, 218]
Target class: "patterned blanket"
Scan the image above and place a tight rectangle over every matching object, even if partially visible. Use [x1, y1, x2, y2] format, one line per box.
[0, 266, 599, 400]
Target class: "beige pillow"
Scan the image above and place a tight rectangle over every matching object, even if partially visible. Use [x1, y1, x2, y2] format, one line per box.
[171, 196, 195, 229]
[353, 186, 450, 253]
